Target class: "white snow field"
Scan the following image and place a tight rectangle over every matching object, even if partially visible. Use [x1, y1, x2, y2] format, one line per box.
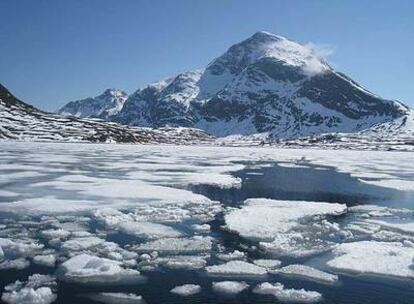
[0, 142, 414, 303]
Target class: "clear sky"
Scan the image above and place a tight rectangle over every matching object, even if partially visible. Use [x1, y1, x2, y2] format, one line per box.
[1, 0, 413, 111]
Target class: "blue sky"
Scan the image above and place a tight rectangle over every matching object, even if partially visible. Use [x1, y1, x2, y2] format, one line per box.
[1, 0, 413, 111]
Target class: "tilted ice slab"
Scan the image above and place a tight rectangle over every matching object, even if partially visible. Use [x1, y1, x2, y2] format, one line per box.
[274, 264, 338, 285]
[206, 260, 267, 277]
[212, 281, 249, 295]
[170, 284, 201, 296]
[225, 199, 346, 257]
[327, 241, 414, 279]
[57, 254, 146, 285]
[253, 282, 322, 303]
[82, 292, 146, 304]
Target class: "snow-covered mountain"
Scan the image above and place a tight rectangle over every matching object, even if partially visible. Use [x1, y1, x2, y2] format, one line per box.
[57, 89, 128, 119]
[0, 83, 211, 144]
[108, 31, 412, 139]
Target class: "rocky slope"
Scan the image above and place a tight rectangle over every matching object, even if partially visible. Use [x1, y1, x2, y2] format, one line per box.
[0, 83, 212, 144]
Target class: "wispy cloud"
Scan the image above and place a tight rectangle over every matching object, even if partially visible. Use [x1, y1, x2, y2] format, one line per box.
[305, 42, 335, 59]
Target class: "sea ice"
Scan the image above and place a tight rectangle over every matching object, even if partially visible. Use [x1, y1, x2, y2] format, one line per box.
[206, 260, 267, 276]
[170, 284, 201, 296]
[33, 255, 56, 267]
[82, 292, 145, 304]
[0, 258, 30, 270]
[274, 264, 338, 284]
[225, 199, 346, 257]
[57, 254, 145, 285]
[1, 274, 56, 304]
[132, 236, 212, 254]
[212, 281, 249, 295]
[253, 259, 282, 269]
[327, 241, 414, 279]
[216, 250, 246, 261]
[225, 199, 347, 241]
[61, 237, 104, 252]
[253, 282, 322, 303]
[117, 221, 182, 239]
[1, 287, 56, 304]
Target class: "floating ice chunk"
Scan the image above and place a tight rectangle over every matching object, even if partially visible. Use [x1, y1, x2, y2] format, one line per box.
[0, 258, 30, 270]
[57, 254, 145, 285]
[0, 238, 44, 258]
[253, 259, 282, 269]
[253, 282, 322, 303]
[212, 281, 249, 295]
[0, 245, 4, 261]
[170, 284, 201, 296]
[133, 236, 212, 254]
[33, 255, 56, 267]
[225, 199, 345, 257]
[259, 232, 335, 258]
[327, 241, 414, 279]
[2, 274, 56, 304]
[82, 292, 145, 304]
[1, 287, 56, 304]
[225, 199, 347, 241]
[191, 224, 211, 233]
[40, 229, 70, 240]
[118, 221, 182, 239]
[61, 237, 104, 252]
[206, 261, 267, 276]
[154, 255, 207, 270]
[216, 250, 245, 261]
[275, 264, 338, 284]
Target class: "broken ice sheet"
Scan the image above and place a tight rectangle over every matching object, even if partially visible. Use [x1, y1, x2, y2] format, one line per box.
[225, 199, 346, 257]
[326, 241, 414, 280]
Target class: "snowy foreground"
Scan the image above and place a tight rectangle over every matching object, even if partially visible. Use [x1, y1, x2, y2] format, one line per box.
[0, 142, 414, 304]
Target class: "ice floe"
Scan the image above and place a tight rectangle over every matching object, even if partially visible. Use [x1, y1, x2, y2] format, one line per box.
[212, 281, 249, 295]
[57, 254, 146, 285]
[132, 236, 212, 254]
[82, 292, 145, 304]
[1, 274, 56, 304]
[274, 264, 338, 284]
[0, 258, 30, 270]
[253, 259, 282, 269]
[216, 250, 246, 261]
[206, 260, 267, 276]
[327, 241, 414, 279]
[253, 282, 322, 303]
[33, 255, 56, 268]
[170, 284, 201, 296]
[225, 199, 346, 257]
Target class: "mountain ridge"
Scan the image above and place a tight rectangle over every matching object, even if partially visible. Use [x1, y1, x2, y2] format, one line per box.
[57, 31, 413, 140]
